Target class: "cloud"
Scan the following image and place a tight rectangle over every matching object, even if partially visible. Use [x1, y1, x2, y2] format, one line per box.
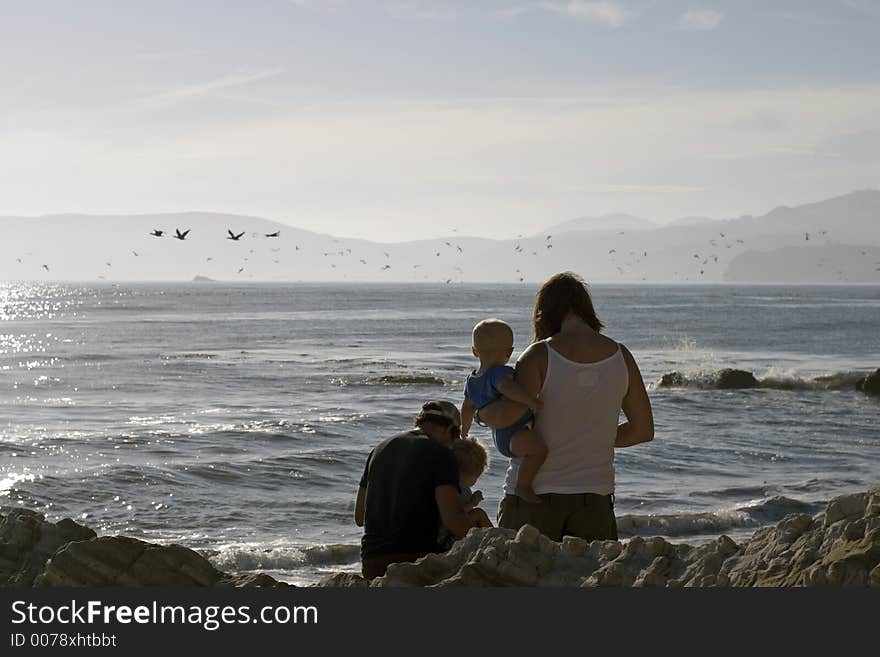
[679, 8, 724, 30]
[384, 1, 459, 21]
[841, 0, 880, 17]
[540, 2, 632, 27]
[128, 68, 284, 112]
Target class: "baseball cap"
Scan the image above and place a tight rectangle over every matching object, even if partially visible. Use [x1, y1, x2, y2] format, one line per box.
[418, 400, 462, 429]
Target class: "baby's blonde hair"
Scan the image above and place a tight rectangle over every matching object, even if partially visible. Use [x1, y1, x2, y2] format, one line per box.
[453, 438, 489, 479]
[472, 318, 514, 356]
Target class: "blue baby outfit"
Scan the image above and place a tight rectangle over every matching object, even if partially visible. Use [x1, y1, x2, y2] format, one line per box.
[465, 364, 533, 458]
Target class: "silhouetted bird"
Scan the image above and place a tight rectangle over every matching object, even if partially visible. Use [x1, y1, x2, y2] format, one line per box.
[42, 264, 49, 272]
[174, 229, 190, 240]
[150, 230, 164, 237]
[238, 267, 245, 273]
[131, 251, 139, 257]
[266, 231, 280, 237]
[228, 230, 245, 241]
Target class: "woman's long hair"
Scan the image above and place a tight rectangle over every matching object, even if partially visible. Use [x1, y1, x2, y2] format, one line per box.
[532, 272, 605, 340]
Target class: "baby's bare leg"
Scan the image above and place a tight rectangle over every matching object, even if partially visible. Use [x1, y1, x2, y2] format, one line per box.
[510, 428, 548, 504]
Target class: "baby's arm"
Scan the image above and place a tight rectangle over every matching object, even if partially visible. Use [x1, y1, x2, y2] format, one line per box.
[497, 374, 543, 413]
[461, 397, 475, 438]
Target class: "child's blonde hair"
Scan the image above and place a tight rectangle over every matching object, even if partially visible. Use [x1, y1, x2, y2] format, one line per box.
[472, 318, 514, 355]
[453, 438, 489, 479]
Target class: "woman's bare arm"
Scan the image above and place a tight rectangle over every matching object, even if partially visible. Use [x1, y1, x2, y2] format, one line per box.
[616, 345, 654, 448]
[475, 342, 546, 428]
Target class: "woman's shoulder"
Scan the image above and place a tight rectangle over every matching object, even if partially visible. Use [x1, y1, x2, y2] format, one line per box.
[517, 339, 549, 362]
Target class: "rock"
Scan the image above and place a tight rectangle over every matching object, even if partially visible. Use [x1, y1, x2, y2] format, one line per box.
[0, 508, 96, 586]
[716, 369, 759, 389]
[657, 372, 685, 388]
[856, 369, 880, 397]
[320, 487, 880, 588]
[316, 572, 370, 588]
[219, 573, 289, 588]
[33, 536, 286, 587]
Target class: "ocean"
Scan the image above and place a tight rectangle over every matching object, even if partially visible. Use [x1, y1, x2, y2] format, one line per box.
[1, 282, 878, 585]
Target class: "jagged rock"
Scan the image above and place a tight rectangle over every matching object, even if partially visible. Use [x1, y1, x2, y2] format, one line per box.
[856, 369, 880, 397]
[320, 488, 880, 588]
[0, 508, 95, 586]
[219, 573, 289, 588]
[316, 572, 370, 588]
[657, 372, 685, 388]
[33, 536, 285, 587]
[716, 369, 759, 389]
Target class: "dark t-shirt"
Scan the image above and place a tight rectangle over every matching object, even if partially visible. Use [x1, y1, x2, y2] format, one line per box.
[359, 429, 459, 560]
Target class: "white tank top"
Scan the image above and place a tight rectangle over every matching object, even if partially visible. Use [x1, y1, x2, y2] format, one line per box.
[503, 340, 629, 496]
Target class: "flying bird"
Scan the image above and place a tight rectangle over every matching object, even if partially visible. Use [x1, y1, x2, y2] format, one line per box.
[266, 231, 280, 237]
[42, 264, 49, 272]
[131, 251, 139, 257]
[237, 267, 245, 274]
[228, 230, 245, 241]
[174, 229, 190, 240]
[150, 230, 164, 237]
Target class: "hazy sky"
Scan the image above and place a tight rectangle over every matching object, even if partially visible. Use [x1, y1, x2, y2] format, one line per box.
[2, 0, 879, 241]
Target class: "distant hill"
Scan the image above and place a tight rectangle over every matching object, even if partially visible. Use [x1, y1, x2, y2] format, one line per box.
[725, 245, 880, 283]
[670, 216, 716, 227]
[541, 213, 656, 235]
[2, 191, 879, 284]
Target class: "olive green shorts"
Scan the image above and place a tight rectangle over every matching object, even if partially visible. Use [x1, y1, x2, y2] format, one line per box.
[497, 492, 618, 542]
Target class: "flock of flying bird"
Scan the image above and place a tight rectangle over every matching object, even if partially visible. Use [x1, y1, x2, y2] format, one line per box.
[21, 221, 880, 282]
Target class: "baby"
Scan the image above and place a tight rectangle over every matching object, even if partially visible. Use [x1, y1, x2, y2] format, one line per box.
[438, 438, 490, 551]
[460, 318, 547, 503]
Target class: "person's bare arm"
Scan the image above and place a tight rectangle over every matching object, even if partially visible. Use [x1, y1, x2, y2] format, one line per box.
[461, 397, 475, 438]
[354, 486, 367, 527]
[496, 374, 543, 413]
[616, 345, 654, 448]
[476, 397, 528, 429]
[476, 342, 547, 428]
[435, 485, 478, 538]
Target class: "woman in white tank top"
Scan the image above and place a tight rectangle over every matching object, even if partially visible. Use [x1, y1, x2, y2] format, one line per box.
[477, 272, 654, 542]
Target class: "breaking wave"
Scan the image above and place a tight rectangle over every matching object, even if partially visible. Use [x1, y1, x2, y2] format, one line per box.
[653, 368, 870, 392]
[617, 496, 822, 538]
[206, 543, 360, 572]
[332, 373, 454, 386]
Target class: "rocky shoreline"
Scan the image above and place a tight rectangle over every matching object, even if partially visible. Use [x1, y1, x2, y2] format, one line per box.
[2, 488, 878, 587]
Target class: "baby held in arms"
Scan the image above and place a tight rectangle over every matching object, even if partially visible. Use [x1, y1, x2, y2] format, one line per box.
[461, 319, 547, 503]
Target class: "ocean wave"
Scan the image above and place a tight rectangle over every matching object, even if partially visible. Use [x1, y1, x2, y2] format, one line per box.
[332, 373, 453, 386]
[653, 368, 870, 392]
[206, 543, 360, 572]
[617, 495, 821, 538]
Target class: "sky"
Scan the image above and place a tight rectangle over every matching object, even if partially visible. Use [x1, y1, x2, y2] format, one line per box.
[1, 0, 879, 241]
